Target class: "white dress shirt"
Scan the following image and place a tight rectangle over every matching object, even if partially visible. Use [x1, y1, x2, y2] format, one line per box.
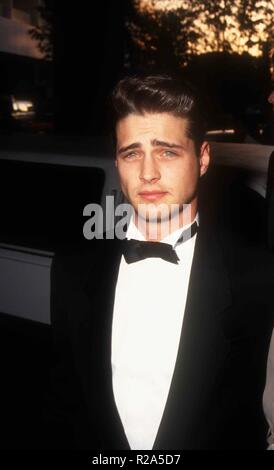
[111, 215, 198, 450]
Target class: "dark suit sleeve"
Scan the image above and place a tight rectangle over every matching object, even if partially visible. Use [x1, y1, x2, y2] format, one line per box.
[42, 253, 85, 449]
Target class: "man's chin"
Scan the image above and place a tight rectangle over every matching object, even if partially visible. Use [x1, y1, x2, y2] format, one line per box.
[134, 203, 178, 223]
[132, 199, 193, 224]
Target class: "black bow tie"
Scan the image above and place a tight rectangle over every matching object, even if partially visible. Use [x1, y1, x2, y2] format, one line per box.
[122, 221, 198, 264]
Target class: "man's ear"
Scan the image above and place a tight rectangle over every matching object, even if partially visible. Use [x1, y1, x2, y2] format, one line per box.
[115, 158, 118, 168]
[199, 142, 210, 177]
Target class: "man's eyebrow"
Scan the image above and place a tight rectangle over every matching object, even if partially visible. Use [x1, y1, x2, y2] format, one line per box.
[117, 142, 141, 154]
[117, 139, 185, 154]
[151, 139, 185, 149]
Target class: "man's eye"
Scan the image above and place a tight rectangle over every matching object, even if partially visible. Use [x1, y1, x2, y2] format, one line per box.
[163, 150, 177, 157]
[124, 152, 138, 159]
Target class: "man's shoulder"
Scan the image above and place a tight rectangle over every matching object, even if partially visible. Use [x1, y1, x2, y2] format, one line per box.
[199, 218, 274, 295]
[214, 224, 274, 313]
[218, 224, 273, 273]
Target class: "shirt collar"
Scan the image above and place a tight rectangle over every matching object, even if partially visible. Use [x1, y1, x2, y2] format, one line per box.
[126, 213, 199, 248]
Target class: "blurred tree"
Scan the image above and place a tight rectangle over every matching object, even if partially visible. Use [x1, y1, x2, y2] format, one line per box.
[126, 1, 199, 71]
[128, 0, 274, 69]
[29, 0, 53, 61]
[53, 1, 128, 134]
[195, 0, 274, 57]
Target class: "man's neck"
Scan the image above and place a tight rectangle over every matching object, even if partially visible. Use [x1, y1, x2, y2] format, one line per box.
[133, 203, 197, 242]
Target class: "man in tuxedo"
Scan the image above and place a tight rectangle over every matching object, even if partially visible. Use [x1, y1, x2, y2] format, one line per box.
[45, 74, 274, 450]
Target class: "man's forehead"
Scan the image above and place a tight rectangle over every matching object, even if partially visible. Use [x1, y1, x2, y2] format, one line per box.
[116, 112, 190, 141]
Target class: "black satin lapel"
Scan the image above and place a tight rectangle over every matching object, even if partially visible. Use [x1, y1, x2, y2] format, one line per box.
[153, 224, 232, 450]
[83, 238, 130, 449]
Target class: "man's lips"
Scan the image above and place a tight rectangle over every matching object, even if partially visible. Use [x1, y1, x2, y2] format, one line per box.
[138, 191, 168, 201]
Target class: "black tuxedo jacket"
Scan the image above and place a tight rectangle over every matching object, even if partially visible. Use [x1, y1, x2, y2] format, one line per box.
[44, 219, 274, 450]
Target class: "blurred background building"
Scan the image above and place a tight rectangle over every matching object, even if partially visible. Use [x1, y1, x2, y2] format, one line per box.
[0, 0, 273, 142]
[0, 0, 52, 133]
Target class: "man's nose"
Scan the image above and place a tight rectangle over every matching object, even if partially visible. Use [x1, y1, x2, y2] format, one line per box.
[139, 155, 161, 183]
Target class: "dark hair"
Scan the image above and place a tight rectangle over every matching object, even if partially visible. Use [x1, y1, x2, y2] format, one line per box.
[110, 74, 207, 155]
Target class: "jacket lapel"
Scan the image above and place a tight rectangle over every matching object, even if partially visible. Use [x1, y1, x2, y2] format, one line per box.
[84, 238, 130, 449]
[153, 223, 232, 449]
